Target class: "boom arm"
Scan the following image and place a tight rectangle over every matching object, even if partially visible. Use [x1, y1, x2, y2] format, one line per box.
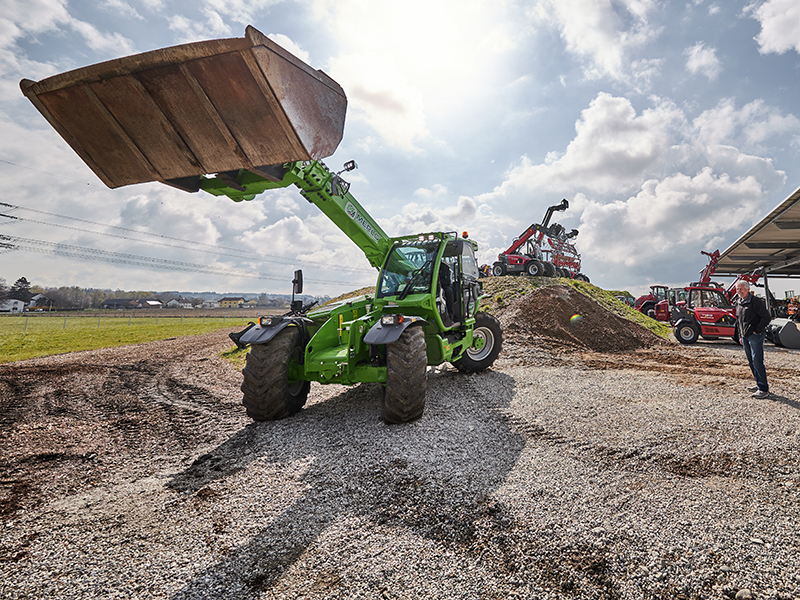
[501, 199, 571, 256]
[200, 161, 391, 269]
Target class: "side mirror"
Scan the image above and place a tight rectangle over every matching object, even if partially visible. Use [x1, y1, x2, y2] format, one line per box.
[293, 270, 303, 295]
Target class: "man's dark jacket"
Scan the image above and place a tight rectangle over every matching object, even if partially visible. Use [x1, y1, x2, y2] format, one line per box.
[736, 293, 771, 338]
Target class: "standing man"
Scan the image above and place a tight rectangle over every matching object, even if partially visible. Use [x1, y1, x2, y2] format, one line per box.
[735, 280, 771, 398]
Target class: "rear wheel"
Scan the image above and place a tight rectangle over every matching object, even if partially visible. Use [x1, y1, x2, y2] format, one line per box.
[241, 327, 310, 421]
[453, 312, 503, 373]
[674, 322, 700, 344]
[525, 260, 544, 276]
[542, 262, 556, 277]
[383, 327, 427, 424]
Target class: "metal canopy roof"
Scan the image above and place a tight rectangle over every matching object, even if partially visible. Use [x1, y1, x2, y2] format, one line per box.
[715, 185, 800, 278]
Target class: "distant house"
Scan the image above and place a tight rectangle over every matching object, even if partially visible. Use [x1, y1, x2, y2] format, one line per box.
[201, 300, 219, 309]
[245, 299, 258, 307]
[166, 298, 193, 309]
[28, 293, 50, 309]
[138, 299, 163, 309]
[100, 299, 140, 310]
[218, 297, 245, 309]
[0, 299, 25, 313]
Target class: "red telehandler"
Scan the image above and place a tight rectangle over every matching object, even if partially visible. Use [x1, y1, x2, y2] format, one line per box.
[651, 250, 761, 344]
[492, 199, 589, 281]
[633, 250, 721, 320]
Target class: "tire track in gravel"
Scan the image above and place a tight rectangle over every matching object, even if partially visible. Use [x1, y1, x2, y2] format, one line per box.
[0, 332, 243, 519]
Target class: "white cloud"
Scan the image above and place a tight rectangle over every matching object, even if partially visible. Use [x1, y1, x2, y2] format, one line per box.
[531, 0, 661, 86]
[266, 33, 310, 64]
[484, 93, 684, 197]
[413, 184, 448, 199]
[0, 0, 135, 101]
[67, 19, 136, 54]
[749, 0, 800, 55]
[101, 0, 144, 20]
[478, 93, 791, 273]
[574, 169, 767, 266]
[684, 42, 722, 80]
[311, 0, 523, 152]
[168, 10, 231, 43]
[692, 98, 800, 150]
[199, 0, 284, 25]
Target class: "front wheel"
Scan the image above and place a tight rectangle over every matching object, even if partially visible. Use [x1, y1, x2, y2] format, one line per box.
[492, 262, 505, 277]
[674, 322, 700, 344]
[241, 327, 310, 421]
[525, 260, 544, 276]
[453, 312, 503, 373]
[383, 326, 427, 424]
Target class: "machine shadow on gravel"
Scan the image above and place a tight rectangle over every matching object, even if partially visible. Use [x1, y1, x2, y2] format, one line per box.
[167, 369, 530, 599]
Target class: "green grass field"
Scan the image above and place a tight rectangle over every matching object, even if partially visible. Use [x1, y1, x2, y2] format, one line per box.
[0, 315, 252, 363]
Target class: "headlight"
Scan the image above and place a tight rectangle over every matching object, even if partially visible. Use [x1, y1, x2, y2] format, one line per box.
[381, 314, 405, 326]
[259, 316, 277, 327]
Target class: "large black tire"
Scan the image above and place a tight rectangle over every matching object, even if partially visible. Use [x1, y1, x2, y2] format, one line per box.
[674, 322, 700, 344]
[542, 262, 556, 277]
[241, 327, 310, 421]
[453, 312, 503, 373]
[576, 273, 590, 283]
[640, 301, 655, 318]
[525, 260, 544, 276]
[383, 326, 427, 424]
[492, 262, 506, 277]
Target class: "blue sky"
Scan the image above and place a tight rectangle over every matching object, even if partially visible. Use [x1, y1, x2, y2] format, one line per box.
[1, 0, 799, 297]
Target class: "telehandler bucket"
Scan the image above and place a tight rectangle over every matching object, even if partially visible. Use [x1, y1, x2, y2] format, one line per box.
[20, 26, 346, 191]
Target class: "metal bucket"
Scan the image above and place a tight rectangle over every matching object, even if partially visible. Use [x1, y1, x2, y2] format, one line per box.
[20, 26, 347, 191]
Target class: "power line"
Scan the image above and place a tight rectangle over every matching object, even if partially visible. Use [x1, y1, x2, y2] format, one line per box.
[0, 201, 375, 275]
[0, 211, 370, 274]
[0, 158, 92, 186]
[2, 235, 362, 287]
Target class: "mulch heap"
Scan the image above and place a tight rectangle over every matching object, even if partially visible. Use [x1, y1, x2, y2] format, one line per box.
[497, 284, 665, 353]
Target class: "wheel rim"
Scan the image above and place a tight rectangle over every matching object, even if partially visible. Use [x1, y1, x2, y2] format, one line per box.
[467, 326, 495, 361]
[678, 326, 694, 341]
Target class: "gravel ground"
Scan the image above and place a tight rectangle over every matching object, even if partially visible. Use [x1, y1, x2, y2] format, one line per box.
[1, 328, 799, 600]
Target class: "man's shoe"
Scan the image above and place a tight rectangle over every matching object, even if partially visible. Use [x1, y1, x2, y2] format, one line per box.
[747, 385, 759, 393]
[751, 390, 769, 399]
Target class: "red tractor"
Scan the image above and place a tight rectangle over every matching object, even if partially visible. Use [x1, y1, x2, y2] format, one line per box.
[657, 271, 762, 345]
[634, 250, 722, 321]
[664, 283, 739, 344]
[492, 199, 589, 281]
[633, 285, 669, 319]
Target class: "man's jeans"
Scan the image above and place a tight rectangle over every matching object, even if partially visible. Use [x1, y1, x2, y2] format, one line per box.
[743, 332, 768, 393]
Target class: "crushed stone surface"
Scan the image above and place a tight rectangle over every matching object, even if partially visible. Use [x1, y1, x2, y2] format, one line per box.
[1, 300, 800, 600]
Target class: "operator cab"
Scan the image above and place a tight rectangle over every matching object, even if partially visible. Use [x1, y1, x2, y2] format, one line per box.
[377, 235, 481, 329]
[687, 287, 731, 309]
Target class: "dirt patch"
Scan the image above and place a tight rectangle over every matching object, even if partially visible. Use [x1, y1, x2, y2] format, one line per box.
[0, 330, 245, 519]
[498, 284, 666, 353]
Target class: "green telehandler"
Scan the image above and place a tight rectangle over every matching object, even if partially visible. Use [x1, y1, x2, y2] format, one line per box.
[20, 26, 503, 423]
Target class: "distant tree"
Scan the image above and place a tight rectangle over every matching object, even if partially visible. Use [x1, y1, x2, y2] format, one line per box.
[91, 289, 107, 308]
[9, 277, 32, 302]
[0, 278, 8, 301]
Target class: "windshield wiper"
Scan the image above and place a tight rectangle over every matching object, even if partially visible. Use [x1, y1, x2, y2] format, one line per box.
[398, 260, 432, 300]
